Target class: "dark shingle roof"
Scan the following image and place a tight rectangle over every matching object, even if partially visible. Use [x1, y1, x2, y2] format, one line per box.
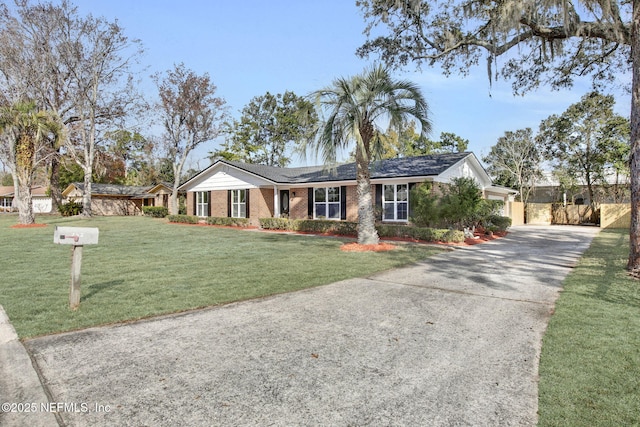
[72, 183, 152, 197]
[220, 152, 471, 184]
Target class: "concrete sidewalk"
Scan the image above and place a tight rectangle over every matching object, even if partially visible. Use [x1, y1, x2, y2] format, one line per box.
[7, 225, 598, 426]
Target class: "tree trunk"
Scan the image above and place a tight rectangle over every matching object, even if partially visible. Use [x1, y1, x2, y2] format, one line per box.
[355, 142, 379, 245]
[48, 152, 63, 212]
[628, 0, 640, 275]
[169, 175, 180, 215]
[82, 169, 92, 217]
[16, 178, 34, 224]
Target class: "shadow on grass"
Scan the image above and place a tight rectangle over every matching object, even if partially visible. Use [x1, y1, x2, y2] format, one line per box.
[82, 280, 126, 301]
[583, 232, 640, 310]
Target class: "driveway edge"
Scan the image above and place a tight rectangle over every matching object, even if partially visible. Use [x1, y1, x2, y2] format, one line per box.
[0, 305, 58, 427]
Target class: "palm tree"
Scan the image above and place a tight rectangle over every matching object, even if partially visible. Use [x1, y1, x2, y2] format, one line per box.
[308, 65, 431, 245]
[0, 101, 63, 224]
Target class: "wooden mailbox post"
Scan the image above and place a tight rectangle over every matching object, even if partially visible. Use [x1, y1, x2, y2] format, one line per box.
[53, 226, 99, 310]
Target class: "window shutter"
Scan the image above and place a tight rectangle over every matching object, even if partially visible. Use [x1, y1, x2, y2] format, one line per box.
[307, 188, 314, 218]
[375, 185, 382, 221]
[227, 190, 231, 217]
[245, 189, 250, 218]
[208, 191, 212, 217]
[193, 192, 197, 216]
[340, 186, 347, 220]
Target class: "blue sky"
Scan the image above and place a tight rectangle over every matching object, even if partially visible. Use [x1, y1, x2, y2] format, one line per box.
[72, 0, 631, 170]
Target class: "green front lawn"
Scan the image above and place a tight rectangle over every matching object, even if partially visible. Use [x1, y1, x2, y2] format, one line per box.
[538, 228, 640, 426]
[1, 215, 444, 338]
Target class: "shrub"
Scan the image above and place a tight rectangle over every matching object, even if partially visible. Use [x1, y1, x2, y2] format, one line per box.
[296, 219, 358, 235]
[259, 218, 295, 230]
[483, 215, 512, 232]
[410, 183, 442, 228]
[58, 201, 83, 217]
[410, 178, 511, 232]
[376, 224, 464, 243]
[142, 206, 168, 218]
[206, 217, 250, 227]
[167, 214, 199, 224]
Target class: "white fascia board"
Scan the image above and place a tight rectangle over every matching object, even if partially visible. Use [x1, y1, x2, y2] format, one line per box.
[371, 176, 434, 185]
[181, 162, 276, 192]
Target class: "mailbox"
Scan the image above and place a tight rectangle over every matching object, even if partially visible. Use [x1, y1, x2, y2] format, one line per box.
[53, 226, 99, 245]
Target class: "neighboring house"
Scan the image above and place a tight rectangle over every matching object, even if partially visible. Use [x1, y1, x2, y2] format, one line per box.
[178, 152, 517, 226]
[0, 185, 52, 213]
[62, 183, 172, 216]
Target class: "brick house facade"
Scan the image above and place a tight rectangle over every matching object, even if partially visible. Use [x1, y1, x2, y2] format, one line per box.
[179, 153, 517, 225]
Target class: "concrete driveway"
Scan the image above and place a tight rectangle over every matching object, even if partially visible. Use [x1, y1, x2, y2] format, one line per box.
[16, 225, 598, 426]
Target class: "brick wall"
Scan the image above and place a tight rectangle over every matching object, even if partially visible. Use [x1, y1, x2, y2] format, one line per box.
[249, 188, 274, 225]
[289, 189, 309, 219]
[210, 190, 228, 217]
[186, 192, 194, 216]
[345, 185, 358, 222]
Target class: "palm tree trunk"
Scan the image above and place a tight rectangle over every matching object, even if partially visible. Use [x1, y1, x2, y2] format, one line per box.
[355, 143, 379, 245]
[15, 170, 35, 224]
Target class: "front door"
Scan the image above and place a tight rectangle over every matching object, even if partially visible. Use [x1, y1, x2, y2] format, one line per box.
[280, 190, 290, 217]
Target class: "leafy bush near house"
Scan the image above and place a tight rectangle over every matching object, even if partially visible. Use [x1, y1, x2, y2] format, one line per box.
[411, 177, 511, 232]
[58, 201, 83, 217]
[142, 206, 168, 218]
[205, 217, 250, 227]
[167, 214, 199, 224]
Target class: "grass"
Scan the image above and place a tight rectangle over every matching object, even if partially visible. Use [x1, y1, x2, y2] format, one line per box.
[538, 228, 640, 426]
[0, 214, 444, 338]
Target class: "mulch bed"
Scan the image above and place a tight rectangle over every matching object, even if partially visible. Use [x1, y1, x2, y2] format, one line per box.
[10, 223, 48, 228]
[340, 242, 397, 252]
[340, 230, 508, 252]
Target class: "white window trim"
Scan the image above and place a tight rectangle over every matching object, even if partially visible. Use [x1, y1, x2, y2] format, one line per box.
[196, 191, 209, 217]
[231, 189, 246, 218]
[314, 187, 341, 220]
[383, 184, 409, 222]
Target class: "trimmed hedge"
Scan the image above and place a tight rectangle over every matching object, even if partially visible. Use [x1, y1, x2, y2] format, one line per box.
[167, 214, 199, 224]
[377, 224, 464, 243]
[296, 219, 358, 235]
[259, 217, 294, 230]
[258, 218, 464, 243]
[205, 217, 250, 227]
[142, 206, 168, 218]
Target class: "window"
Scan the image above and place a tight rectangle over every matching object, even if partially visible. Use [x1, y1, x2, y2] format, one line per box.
[383, 184, 408, 221]
[196, 191, 209, 217]
[231, 189, 246, 218]
[314, 187, 340, 219]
